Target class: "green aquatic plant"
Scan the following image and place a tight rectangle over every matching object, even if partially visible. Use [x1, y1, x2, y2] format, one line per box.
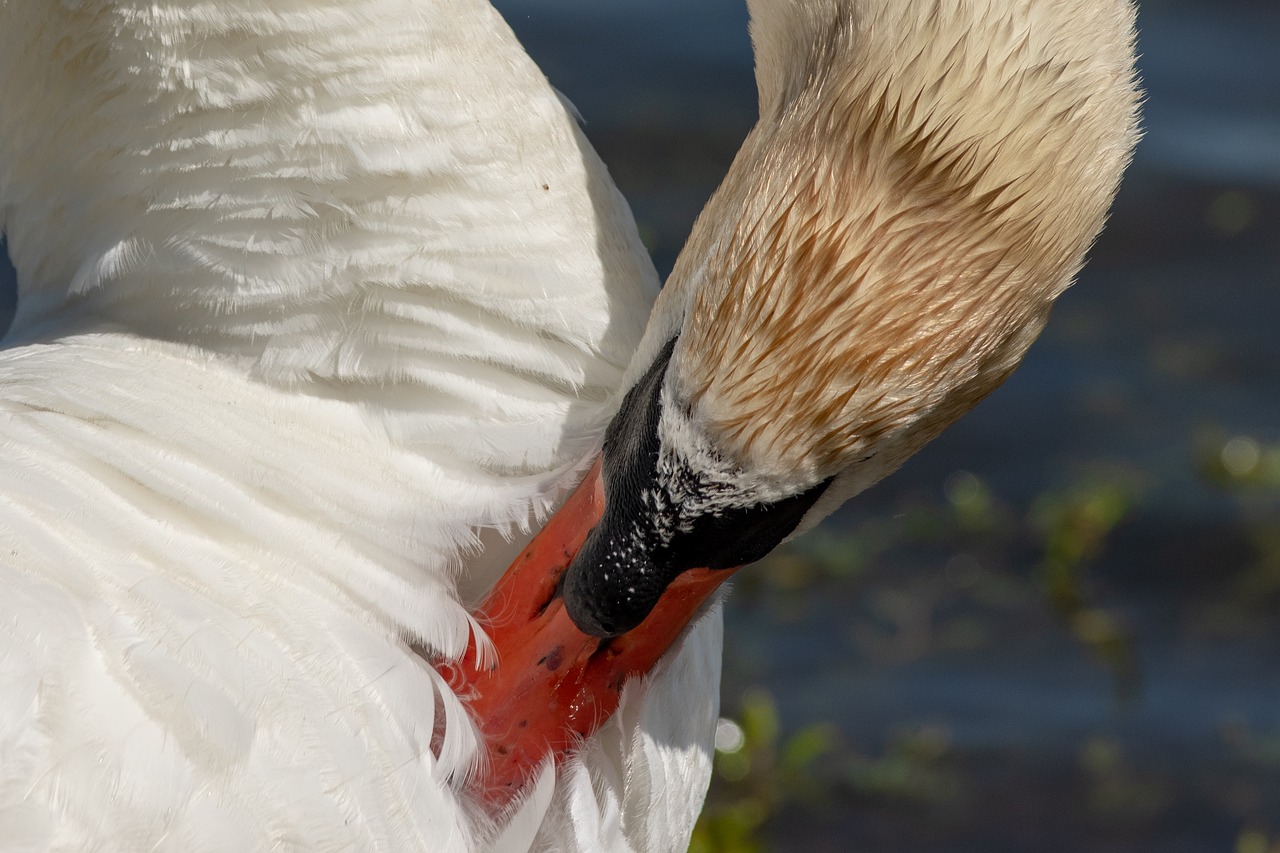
[693, 428, 1280, 850]
[1199, 431, 1280, 616]
[693, 464, 1143, 850]
[689, 690, 839, 853]
[1030, 475, 1140, 697]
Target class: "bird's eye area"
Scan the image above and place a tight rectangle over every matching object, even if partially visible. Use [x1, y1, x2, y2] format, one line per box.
[566, 333, 832, 637]
[598, 332, 832, 576]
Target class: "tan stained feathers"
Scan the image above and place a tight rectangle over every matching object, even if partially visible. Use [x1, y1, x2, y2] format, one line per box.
[660, 0, 1140, 492]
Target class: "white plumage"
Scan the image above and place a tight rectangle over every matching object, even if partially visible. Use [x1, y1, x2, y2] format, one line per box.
[0, 0, 1140, 849]
[0, 1, 716, 849]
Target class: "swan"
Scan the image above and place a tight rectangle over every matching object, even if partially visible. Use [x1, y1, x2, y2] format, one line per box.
[0, 0, 1138, 851]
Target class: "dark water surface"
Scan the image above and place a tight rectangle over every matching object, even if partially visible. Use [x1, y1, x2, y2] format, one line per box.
[493, 1, 1280, 850]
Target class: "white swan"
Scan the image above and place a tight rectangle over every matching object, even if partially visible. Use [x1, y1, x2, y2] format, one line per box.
[0, 0, 1138, 851]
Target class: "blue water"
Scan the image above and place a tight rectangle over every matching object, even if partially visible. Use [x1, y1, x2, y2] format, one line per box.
[1137, 4, 1280, 186]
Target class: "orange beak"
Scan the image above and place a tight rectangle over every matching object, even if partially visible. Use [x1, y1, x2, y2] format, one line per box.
[436, 458, 735, 812]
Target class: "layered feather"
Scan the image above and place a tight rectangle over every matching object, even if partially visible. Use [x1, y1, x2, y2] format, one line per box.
[0, 1, 722, 849]
[0, 0, 1141, 849]
[670, 0, 1140, 510]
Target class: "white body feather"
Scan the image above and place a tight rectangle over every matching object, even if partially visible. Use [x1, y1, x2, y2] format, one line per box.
[0, 1, 719, 850]
[0, 0, 1140, 848]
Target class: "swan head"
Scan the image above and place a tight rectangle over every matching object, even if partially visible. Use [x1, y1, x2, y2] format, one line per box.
[562, 0, 1141, 636]
[450, 0, 1140, 812]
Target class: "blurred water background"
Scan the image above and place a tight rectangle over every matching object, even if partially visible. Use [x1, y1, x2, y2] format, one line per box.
[1, 1, 1274, 849]
[487, 1, 1280, 850]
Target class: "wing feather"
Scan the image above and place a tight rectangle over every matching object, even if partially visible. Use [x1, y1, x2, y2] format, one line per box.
[0, 1, 714, 848]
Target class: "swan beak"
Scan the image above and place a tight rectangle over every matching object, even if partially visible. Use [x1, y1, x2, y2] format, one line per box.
[436, 457, 733, 810]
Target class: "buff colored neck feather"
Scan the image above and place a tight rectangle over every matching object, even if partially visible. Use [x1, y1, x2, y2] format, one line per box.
[657, 0, 1139, 488]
